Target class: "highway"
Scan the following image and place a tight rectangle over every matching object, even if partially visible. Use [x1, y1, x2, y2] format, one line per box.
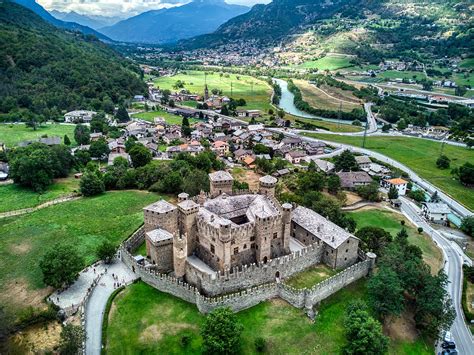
[400, 197, 474, 355]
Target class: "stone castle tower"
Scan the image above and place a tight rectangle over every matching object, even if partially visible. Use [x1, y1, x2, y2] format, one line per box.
[209, 171, 233, 197]
[258, 175, 277, 197]
[173, 233, 187, 278]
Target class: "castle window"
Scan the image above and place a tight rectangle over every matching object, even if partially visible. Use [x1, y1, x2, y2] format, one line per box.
[244, 244, 247, 249]
[326, 251, 329, 256]
[231, 240, 235, 245]
[344, 257, 347, 261]
[346, 249, 348, 253]
[347, 240, 350, 244]
[331, 250, 334, 254]
[251, 243, 256, 249]
[293, 232, 295, 238]
[273, 232, 277, 239]
[256, 245, 258, 250]
[234, 247, 239, 255]
[210, 244, 215, 254]
[212, 237, 216, 242]
[250, 236, 255, 241]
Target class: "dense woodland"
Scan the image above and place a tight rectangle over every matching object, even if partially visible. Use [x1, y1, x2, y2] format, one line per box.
[0, 2, 147, 121]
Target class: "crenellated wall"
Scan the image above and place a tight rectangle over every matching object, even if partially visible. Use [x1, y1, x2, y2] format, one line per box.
[120, 227, 375, 314]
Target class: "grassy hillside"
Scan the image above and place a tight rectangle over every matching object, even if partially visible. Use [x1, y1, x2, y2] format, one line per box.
[0, 1, 146, 120]
[0, 123, 75, 147]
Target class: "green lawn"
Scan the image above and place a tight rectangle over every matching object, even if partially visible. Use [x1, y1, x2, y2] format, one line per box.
[460, 58, 474, 69]
[132, 109, 197, 125]
[297, 55, 354, 71]
[287, 114, 363, 133]
[284, 264, 337, 289]
[153, 70, 272, 113]
[135, 241, 147, 257]
[0, 191, 161, 316]
[0, 123, 75, 148]
[349, 208, 443, 272]
[0, 177, 79, 213]
[377, 70, 426, 81]
[105, 280, 432, 354]
[303, 134, 474, 210]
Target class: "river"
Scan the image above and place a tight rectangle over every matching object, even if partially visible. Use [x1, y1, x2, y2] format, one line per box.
[273, 78, 355, 125]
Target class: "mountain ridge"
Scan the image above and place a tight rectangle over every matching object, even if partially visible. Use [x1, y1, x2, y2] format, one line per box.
[100, 0, 249, 44]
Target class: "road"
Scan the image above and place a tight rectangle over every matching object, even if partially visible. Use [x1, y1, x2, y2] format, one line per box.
[400, 197, 474, 355]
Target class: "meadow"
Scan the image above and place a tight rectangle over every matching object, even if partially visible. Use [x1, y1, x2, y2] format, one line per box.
[294, 79, 362, 112]
[105, 280, 432, 354]
[0, 191, 160, 317]
[349, 208, 443, 272]
[153, 70, 273, 113]
[303, 134, 474, 210]
[296, 55, 354, 71]
[132, 109, 197, 125]
[0, 123, 75, 147]
[0, 177, 79, 213]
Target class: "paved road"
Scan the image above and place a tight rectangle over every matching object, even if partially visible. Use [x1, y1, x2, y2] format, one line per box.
[400, 197, 474, 355]
[85, 260, 137, 355]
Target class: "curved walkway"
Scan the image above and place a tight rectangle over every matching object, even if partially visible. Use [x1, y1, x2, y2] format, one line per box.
[0, 194, 80, 219]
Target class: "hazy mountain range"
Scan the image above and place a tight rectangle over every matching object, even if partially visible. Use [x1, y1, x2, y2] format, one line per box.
[99, 0, 250, 44]
[50, 10, 125, 30]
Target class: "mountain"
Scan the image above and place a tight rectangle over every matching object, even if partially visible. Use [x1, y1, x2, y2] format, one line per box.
[50, 10, 124, 30]
[178, 0, 473, 60]
[100, 0, 249, 44]
[0, 1, 147, 119]
[12, 0, 112, 41]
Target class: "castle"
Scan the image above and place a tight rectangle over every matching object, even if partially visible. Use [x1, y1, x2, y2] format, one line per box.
[142, 171, 360, 296]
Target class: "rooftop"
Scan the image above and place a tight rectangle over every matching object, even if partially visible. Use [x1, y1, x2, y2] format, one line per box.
[422, 202, 451, 214]
[146, 228, 173, 244]
[209, 170, 233, 182]
[292, 206, 356, 249]
[259, 175, 277, 185]
[144, 200, 176, 214]
[386, 178, 408, 185]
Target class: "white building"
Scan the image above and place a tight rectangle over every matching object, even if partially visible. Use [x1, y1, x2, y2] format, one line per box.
[64, 110, 97, 123]
[382, 178, 408, 196]
[421, 202, 451, 224]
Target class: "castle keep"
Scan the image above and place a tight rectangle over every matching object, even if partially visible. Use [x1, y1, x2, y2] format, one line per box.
[142, 171, 360, 296]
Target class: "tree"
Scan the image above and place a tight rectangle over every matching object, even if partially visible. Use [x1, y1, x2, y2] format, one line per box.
[59, 324, 85, 355]
[64, 134, 71, 146]
[74, 149, 91, 168]
[115, 106, 130, 123]
[74, 124, 90, 145]
[408, 189, 426, 202]
[182, 169, 210, 196]
[388, 185, 398, 199]
[327, 175, 341, 194]
[397, 118, 408, 131]
[430, 191, 440, 203]
[39, 243, 83, 288]
[455, 85, 467, 97]
[461, 216, 474, 237]
[129, 143, 152, 168]
[89, 138, 110, 160]
[417, 227, 423, 234]
[457, 162, 474, 186]
[80, 170, 105, 196]
[355, 226, 392, 256]
[201, 307, 243, 355]
[368, 267, 404, 319]
[298, 171, 326, 193]
[436, 155, 450, 169]
[181, 116, 192, 137]
[96, 240, 116, 263]
[356, 182, 380, 202]
[25, 115, 40, 131]
[334, 150, 358, 172]
[343, 301, 389, 355]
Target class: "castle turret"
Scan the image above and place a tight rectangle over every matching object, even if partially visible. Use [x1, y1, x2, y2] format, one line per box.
[177, 199, 200, 256]
[178, 192, 189, 202]
[219, 220, 232, 270]
[281, 203, 292, 253]
[173, 233, 187, 278]
[259, 175, 278, 197]
[209, 171, 233, 198]
[254, 210, 273, 263]
[143, 200, 178, 234]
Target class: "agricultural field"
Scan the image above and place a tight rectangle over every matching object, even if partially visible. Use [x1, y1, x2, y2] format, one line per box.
[105, 280, 432, 354]
[303, 134, 474, 210]
[287, 114, 363, 133]
[349, 208, 443, 272]
[132, 109, 197, 125]
[0, 123, 75, 148]
[296, 55, 354, 71]
[0, 190, 160, 318]
[294, 79, 362, 112]
[0, 177, 79, 213]
[153, 70, 272, 113]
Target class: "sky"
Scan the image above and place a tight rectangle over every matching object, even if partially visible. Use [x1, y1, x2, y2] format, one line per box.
[37, 0, 271, 18]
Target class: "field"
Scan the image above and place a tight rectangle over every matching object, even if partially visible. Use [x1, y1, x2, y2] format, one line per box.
[303, 134, 474, 210]
[153, 70, 272, 113]
[105, 280, 432, 354]
[132, 109, 197, 125]
[294, 79, 361, 112]
[0, 191, 160, 317]
[349, 208, 443, 272]
[459, 58, 474, 70]
[297, 55, 354, 71]
[287, 114, 363, 133]
[0, 177, 79, 213]
[285, 264, 337, 289]
[0, 123, 76, 147]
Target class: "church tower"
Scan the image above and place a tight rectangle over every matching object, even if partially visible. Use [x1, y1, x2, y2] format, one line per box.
[204, 84, 209, 101]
